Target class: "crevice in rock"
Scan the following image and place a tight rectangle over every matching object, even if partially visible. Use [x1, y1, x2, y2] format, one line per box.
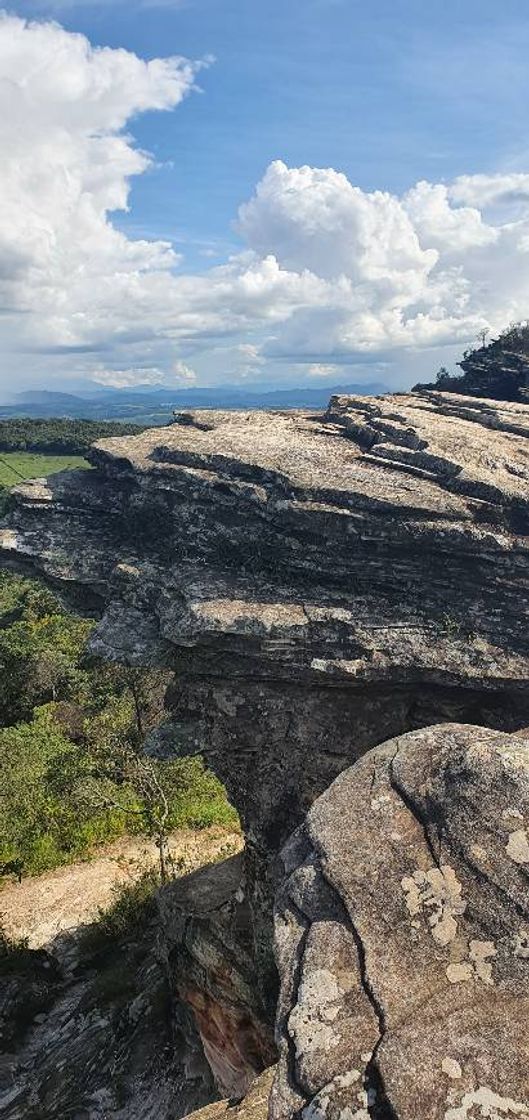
[449, 841, 529, 926]
[339, 908, 397, 1120]
[388, 747, 529, 927]
[303, 839, 394, 1120]
[277, 894, 312, 1114]
[388, 747, 443, 871]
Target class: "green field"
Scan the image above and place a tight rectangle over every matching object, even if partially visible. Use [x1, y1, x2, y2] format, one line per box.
[0, 452, 89, 487]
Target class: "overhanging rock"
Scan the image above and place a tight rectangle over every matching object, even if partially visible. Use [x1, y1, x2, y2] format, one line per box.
[2, 391, 529, 1000]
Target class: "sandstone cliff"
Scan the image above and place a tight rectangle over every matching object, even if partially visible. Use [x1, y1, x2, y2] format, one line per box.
[2, 390, 529, 1116]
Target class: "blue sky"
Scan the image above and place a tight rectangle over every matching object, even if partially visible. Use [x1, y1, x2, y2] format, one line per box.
[2, 0, 529, 393]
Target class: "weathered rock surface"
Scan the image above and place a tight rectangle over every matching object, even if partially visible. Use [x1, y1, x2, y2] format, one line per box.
[273, 723, 529, 1119]
[3, 391, 529, 1001]
[184, 1067, 275, 1120]
[0, 853, 273, 1119]
[158, 854, 276, 1100]
[0, 898, 215, 1119]
[3, 392, 529, 1113]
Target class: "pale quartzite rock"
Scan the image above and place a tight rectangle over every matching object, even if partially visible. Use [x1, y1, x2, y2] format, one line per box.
[183, 1067, 275, 1120]
[272, 723, 529, 1120]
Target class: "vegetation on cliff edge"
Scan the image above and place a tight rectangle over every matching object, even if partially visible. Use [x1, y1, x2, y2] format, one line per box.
[413, 321, 529, 401]
[0, 571, 238, 879]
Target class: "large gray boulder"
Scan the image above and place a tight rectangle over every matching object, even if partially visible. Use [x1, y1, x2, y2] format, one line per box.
[273, 724, 529, 1119]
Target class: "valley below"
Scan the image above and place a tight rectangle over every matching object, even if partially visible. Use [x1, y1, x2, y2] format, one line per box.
[0, 826, 243, 1120]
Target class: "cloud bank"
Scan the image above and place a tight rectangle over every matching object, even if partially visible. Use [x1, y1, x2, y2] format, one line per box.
[2, 14, 529, 392]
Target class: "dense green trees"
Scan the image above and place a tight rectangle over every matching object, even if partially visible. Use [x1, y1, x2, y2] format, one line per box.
[0, 572, 237, 878]
[414, 321, 529, 401]
[0, 418, 144, 454]
[0, 582, 93, 726]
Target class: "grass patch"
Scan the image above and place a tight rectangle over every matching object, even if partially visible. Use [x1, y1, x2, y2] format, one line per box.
[0, 452, 89, 487]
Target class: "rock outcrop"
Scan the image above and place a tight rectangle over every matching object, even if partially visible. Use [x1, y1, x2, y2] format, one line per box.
[273, 723, 529, 1119]
[455, 340, 529, 401]
[413, 327, 529, 402]
[184, 1067, 275, 1120]
[158, 854, 276, 1100]
[0, 895, 216, 1119]
[2, 391, 529, 1114]
[0, 853, 274, 1119]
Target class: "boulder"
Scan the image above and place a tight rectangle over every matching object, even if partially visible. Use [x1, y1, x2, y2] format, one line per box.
[273, 723, 529, 1119]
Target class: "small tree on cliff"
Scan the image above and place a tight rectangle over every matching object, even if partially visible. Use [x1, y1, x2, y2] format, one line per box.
[414, 320, 529, 399]
[79, 667, 174, 882]
[82, 745, 173, 882]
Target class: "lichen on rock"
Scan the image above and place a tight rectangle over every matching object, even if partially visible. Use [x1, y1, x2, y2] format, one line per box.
[273, 723, 529, 1119]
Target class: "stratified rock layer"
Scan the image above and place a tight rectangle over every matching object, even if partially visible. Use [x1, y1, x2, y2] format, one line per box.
[3, 393, 529, 1115]
[273, 723, 529, 1120]
[3, 391, 529, 1002]
[414, 336, 529, 401]
[158, 854, 276, 1100]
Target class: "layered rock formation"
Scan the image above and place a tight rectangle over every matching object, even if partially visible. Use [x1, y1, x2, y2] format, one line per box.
[0, 892, 216, 1119]
[455, 340, 529, 401]
[413, 328, 529, 402]
[2, 390, 529, 1114]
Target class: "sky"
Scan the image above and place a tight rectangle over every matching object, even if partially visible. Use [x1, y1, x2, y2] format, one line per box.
[3, 0, 529, 397]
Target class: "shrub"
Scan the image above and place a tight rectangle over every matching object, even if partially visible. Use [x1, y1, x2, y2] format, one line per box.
[0, 571, 238, 878]
[79, 870, 159, 954]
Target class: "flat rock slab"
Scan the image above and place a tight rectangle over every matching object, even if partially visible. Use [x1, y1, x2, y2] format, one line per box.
[184, 1067, 275, 1120]
[273, 723, 529, 1119]
[3, 391, 529, 689]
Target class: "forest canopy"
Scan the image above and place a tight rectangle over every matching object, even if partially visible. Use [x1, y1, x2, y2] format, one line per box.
[0, 418, 145, 454]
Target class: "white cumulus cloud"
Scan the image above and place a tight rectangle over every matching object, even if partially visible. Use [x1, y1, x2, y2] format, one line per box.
[236, 161, 529, 364]
[307, 363, 341, 379]
[0, 14, 202, 364]
[92, 367, 168, 388]
[173, 360, 197, 384]
[449, 173, 529, 208]
[3, 15, 529, 393]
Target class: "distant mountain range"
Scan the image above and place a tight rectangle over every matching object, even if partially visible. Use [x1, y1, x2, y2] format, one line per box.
[0, 383, 388, 424]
